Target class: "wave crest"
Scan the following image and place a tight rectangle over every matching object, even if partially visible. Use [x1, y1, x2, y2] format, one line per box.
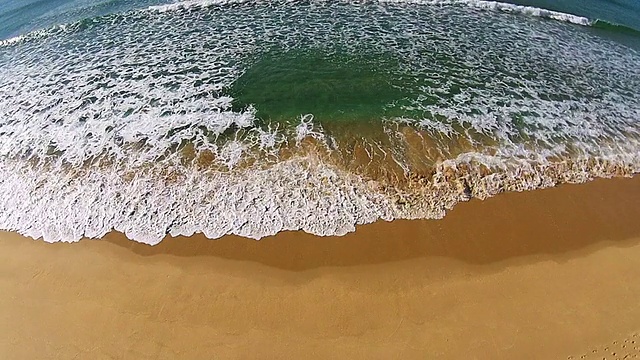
[151, 0, 592, 26]
[3, 0, 638, 48]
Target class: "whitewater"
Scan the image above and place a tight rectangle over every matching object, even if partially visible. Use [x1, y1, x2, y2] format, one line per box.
[0, 0, 638, 244]
[3, 0, 635, 47]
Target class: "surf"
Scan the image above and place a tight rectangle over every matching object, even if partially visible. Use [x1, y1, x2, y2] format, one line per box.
[0, 0, 638, 244]
[3, 0, 638, 47]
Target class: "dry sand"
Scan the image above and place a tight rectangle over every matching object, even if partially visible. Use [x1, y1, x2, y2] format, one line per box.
[2, 177, 640, 359]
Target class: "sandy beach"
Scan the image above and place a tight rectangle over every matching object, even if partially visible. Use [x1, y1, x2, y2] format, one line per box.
[2, 176, 640, 359]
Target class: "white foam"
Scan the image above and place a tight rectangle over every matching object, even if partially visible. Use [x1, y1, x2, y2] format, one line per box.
[0, 26, 65, 47]
[148, 0, 249, 12]
[149, 0, 593, 27]
[1, 150, 637, 245]
[0, 0, 600, 48]
[378, 0, 592, 26]
[0, 157, 394, 244]
[0, 0, 639, 244]
[295, 114, 326, 144]
[463, 0, 591, 26]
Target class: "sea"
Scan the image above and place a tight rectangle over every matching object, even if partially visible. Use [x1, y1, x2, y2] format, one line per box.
[0, 0, 638, 244]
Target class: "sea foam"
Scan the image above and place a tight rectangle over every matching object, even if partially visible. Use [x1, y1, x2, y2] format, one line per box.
[150, 0, 593, 27]
[0, 0, 628, 48]
[0, 0, 639, 244]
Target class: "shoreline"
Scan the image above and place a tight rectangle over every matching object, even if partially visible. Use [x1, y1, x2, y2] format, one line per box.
[2, 176, 640, 358]
[99, 174, 640, 268]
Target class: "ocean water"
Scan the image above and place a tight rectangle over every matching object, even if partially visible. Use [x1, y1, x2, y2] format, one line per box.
[0, 0, 638, 244]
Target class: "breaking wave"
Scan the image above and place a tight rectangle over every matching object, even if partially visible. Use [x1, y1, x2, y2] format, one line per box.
[151, 0, 590, 26]
[592, 19, 640, 36]
[2, 0, 634, 47]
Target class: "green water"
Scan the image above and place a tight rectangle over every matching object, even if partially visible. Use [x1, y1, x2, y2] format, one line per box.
[229, 49, 415, 125]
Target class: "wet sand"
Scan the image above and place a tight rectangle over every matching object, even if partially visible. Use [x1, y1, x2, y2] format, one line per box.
[1, 176, 640, 359]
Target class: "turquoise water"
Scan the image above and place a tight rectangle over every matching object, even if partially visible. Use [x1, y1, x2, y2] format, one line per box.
[0, 0, 638, 244]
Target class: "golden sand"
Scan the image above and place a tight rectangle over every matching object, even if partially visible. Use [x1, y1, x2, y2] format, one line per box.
[1, 177, 640, 359]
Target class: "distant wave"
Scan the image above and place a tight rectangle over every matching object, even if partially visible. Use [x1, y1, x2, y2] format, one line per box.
[380, 0, 592, 26]
[0, 25, 68, 47]
[3, 0, 638, 47]
[592, 19, 640, 36]
[0, 17, 102, 47]
[151, 0, 592, 26]
[149, 0, 640, 34]
[148, 0, 243, 11]
[450, 1, 640, 34]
